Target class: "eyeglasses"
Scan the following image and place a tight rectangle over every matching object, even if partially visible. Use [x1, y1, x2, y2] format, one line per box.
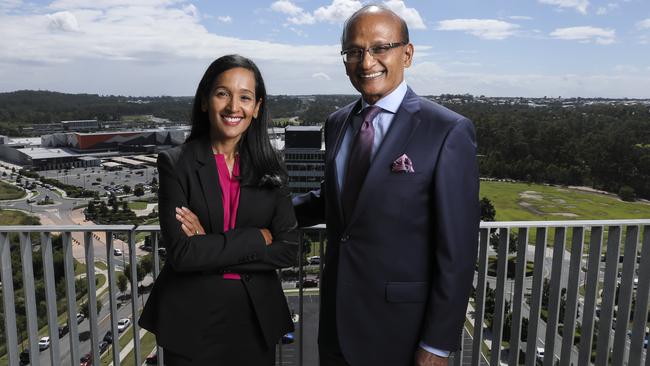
[340, 42, 407, 63]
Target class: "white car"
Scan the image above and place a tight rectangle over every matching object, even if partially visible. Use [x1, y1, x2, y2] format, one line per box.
[38, 336, 50, 351]
[113, 248, 123, 256]
[117, 318, 131, 332]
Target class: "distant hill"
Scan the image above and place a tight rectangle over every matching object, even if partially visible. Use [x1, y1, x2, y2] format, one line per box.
[0, 90, 359, 132]
[1, 90, 649, 200]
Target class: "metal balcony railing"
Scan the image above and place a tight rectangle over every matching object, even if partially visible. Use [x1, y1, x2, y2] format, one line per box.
[0, 220, 648, 366]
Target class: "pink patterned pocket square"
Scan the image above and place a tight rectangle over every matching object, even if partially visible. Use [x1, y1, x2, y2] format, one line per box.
[391, 154, 415, 173]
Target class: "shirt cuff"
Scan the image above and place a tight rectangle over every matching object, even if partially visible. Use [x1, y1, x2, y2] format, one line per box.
[418, 342, 450, 358]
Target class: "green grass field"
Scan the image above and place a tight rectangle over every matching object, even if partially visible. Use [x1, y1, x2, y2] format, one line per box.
[480, 181, 650, 221]
[0, 180, 25, 200]
[128, 201, 148, 210]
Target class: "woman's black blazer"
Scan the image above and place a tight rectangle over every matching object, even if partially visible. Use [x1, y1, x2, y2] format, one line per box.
[139, 137, 298, 357]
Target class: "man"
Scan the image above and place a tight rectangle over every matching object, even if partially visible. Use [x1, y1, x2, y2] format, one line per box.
[293, 5, 479, 366]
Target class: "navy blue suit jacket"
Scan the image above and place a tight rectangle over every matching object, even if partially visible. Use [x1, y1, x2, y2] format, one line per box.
[294, 88, 480, 366]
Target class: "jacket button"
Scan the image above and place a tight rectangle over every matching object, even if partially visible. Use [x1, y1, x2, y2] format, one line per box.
[244, 274, 251, 281]
[341, 235, 350, 242]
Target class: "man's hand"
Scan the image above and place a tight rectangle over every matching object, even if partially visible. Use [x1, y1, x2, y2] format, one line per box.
[415, 347, 448, 366]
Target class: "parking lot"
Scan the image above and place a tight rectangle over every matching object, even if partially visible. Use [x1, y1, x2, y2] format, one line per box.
[39, 164, 158, 195]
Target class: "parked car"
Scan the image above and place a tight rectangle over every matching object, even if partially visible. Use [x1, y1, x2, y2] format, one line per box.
[38, 336, 51, 351]
[535, 347, 544, 364]
[19, 349, 29, 365]
[58, 324, 69, 337]
[113, 248, 123, 256]
[307, 256, 320, 265]
[80, 353, 92, 366]
[76, 313, 85, 324]
[102, 330, 113, 343]
[99, 340, 109, 354]
[117, 318, 131, 332]
[296, 278, 319, 288]
[145, 351, 158, 364]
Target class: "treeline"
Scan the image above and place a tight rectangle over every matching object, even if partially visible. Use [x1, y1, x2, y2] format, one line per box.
[449, 102, 650, 200]
[0, 90, 192, 127]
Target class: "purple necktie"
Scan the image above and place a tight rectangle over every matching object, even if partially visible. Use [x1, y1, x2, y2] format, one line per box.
[342, 105, 382, 220]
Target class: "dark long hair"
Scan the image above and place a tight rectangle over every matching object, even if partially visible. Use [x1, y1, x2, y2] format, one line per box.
[186, 55, 286, 188]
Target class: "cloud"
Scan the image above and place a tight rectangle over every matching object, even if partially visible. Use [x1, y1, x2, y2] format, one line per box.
[550, 26, 615, 44]
[47, 11, 81, 32]
[509, 15, 533, 20]
[271, 0, 315, 24]
[436, 19, 520, 40]
[538, 0, 589, 14]
[0, 1, 341, 65]
[312, 0, 362, 23]
[217, 15, 232, 23]
[596, 3, 618, 15]
[312, 72, 331, 80]
[271, 0, 303, 15]
[382, 0, 426, 29]
[637, 18, 650, 30]
[271, 0, 425, 30]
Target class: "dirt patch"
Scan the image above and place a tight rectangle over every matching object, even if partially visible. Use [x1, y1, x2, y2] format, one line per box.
[549, 213, 579, 217]
[520, 191, 543, 200]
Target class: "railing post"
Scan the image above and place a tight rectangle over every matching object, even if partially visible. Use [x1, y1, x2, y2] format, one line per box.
[578, 226, 603, 365]
[106, 230, 121, 364]
[628, 225, 650, 365]
[544, 227, 566, 366]
[596, 225, 621, 365]
[19, 232, 40, 366]
[490, 227, 510, 366]
[472, 228, 489, 366]
[508, 227, 528, 366]
[40, 232, 61, 366]
[526, 227, 547, 366]
[0, 232, 19, 366]
[612, 225, 639, 365]
[559, 227, 584, 366]
[128, 229, 142, 365]
[63, 231, 80, 366]
[84, 231, 100, 363]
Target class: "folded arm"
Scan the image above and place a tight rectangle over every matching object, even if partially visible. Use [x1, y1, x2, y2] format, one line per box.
[158, 151, 267, 272]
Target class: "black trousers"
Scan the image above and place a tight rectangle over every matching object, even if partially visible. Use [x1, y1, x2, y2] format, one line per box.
[320, 343, 352, 366]
[164, 278, 275, 365]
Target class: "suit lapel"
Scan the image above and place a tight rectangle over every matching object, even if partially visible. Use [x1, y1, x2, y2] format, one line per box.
[327, 100, 362, 225]
[345, 88, 422, 228]
[195, 137, 223, 234]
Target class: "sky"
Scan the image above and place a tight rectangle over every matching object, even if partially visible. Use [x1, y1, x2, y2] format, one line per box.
[1, 0, 649, 97]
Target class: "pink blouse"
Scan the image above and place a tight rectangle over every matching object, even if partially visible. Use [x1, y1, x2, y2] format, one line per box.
[215, 153, 241, 280]
[214, 153, 240, 232]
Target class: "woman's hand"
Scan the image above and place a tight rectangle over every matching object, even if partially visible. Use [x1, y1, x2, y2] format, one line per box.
[175, 207, 206, 237]
[260, 228, 273, 245]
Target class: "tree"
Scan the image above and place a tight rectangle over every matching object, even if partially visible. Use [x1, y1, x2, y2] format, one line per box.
[117, 273, 128, 299]
[619, 185, 635, 201]
[80, 299, 103, 318]
[134, 184, 145, 197]
[480, 197, 496, 221]
[140, 255, 153, 279]
[123, 185, 132, 194]
[122, 200, 129, 212]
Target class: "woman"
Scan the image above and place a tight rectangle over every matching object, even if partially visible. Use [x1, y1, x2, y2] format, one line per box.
[139, 54, 298, 365]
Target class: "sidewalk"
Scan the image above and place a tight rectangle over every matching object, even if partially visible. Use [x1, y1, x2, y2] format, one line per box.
[107, 328, 149, 366]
